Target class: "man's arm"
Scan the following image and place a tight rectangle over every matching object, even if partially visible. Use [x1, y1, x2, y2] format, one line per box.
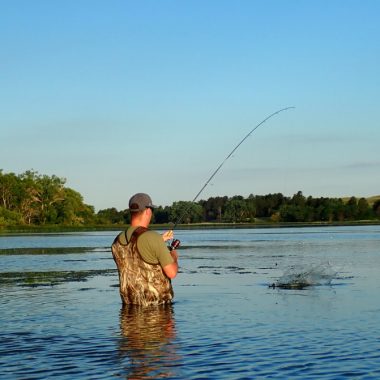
[162, 250, 178, 279]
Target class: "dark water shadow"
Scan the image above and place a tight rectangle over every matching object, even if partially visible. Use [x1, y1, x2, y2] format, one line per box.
[118, 304, 181, 379]
[0, 247, 105, 255]
[0, 269, 115, 287]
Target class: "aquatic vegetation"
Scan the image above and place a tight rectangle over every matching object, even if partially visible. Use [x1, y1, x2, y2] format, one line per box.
[0, 269, 116, 287]
[0, 247, 104, 255]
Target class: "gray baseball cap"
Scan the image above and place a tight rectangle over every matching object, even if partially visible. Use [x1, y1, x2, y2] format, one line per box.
[128, 193, 157, 212]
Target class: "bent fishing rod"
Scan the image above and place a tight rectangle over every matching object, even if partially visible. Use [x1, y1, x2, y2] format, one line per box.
[170, 106, 295, 233]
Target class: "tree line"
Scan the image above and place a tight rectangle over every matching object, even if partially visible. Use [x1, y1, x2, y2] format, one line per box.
[0, 170, 95, 226]
[1, 169, 379, 227]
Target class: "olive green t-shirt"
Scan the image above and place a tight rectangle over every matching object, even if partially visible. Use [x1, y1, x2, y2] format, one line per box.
[118, 227, 174, 267]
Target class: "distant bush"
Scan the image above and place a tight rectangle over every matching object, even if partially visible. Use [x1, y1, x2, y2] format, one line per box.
[0, 207, 22, 226]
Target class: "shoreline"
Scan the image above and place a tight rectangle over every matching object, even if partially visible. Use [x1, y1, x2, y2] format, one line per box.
[1, 220, 380, 234]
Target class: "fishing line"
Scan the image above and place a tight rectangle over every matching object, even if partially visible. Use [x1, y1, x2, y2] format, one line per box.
[172, 106, 295, 228]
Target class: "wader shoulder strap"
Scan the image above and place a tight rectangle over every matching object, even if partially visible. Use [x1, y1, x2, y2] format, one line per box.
[114, 226, 149, 246]
[125, 226, 148, 245]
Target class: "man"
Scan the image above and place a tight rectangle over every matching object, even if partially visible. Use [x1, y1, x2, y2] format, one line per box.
[111, 193, 179, 306]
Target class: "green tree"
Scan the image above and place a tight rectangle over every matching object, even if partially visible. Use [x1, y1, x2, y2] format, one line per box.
[292, 191, 306, 207]
[278, 192, 310, 222]
[0, 207, 22, 226]
[253, 195, 267, 217]
[200, 196, 228, 222]
[250, 193, 286, 218]
[279, 204, 304, 222]
[0, 170, 20, 210]
[357, 198, 371, 220]
[169, 201, 203, 224]
[373, 200, 380, 219]
[223, 197, 248, 222]
[332, 198, 345, 222]
[28, 173, 66, 224]
[96, 207, 124, 225]
[18, 170, 41, 224]
[0, 169, 97, 226]
[345, 197, 358, 220]
[58, 188, 95, 225]
[153, 206, 170, 224]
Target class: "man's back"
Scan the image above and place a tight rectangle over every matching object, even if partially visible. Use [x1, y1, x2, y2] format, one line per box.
[112, 227, 174, 306]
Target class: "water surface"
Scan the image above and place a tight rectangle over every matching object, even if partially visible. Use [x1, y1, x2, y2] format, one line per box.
[1, 226, 379, 379]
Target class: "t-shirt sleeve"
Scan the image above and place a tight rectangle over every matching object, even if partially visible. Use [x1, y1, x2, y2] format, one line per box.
[138, 231, 174, 267]
[157, 241, 174, 267]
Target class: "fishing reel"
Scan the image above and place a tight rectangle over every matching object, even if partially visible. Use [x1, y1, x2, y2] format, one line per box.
[168, 239, 181, 251]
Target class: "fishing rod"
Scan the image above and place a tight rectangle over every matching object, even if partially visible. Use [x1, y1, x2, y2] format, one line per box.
[170, 106, 295, 233]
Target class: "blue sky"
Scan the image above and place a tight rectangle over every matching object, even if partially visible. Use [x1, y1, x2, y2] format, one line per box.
[1, 1, 379, 210]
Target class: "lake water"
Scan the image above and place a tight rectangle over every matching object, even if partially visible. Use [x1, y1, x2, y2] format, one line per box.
[1, 226, 380, 379]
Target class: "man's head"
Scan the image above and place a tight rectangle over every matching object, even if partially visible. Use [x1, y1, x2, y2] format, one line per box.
[129, 193, 156, 227]
[129, 193, 157, 213]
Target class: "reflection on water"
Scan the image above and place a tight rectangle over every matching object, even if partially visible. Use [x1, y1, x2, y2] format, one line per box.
[118, 304, 180, 379]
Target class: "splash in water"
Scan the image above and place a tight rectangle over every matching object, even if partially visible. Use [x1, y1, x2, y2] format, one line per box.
[270, 262, 337, 289]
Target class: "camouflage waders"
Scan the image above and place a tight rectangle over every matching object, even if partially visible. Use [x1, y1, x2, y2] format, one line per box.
[111, 227, 174, 306]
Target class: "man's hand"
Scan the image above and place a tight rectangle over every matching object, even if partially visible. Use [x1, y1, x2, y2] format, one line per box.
[162, 230, 174, 242]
